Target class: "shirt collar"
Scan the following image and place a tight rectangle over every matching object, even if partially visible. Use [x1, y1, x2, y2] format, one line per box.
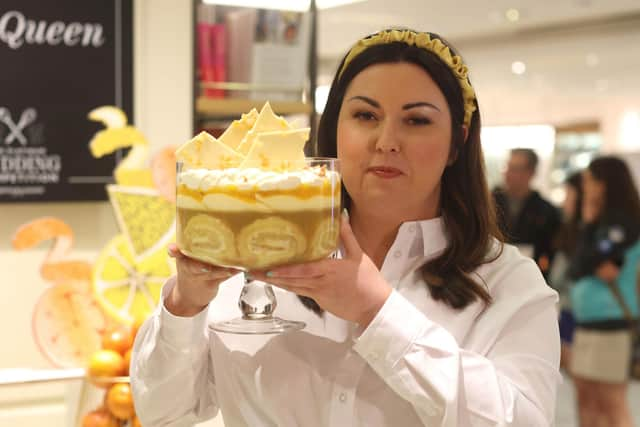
[398, 216, 448, 259]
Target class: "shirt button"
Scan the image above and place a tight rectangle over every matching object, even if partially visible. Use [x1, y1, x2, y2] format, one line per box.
[393, 250, 402, 258]
[339, 392, 347, 402]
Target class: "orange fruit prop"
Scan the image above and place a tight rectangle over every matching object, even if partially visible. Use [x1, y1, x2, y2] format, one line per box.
[12, 217, 74, 253]
[12, 217, 93, 283]
[32, 282, 106, 368]
[123, 348, 132, 376]
[106, 383, 136, 420]
[151, 145, 177, 203]
[81, 408, 119, 427]
[101, 327, 134, 356]
[12, 217, 107, 368]
[131, 315, 146, 340]
[39, 261, 93, 283]
[88, 350, 126, 380]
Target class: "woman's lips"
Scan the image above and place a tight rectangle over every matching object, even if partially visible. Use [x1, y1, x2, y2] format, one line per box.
[367, 166, 403, 179]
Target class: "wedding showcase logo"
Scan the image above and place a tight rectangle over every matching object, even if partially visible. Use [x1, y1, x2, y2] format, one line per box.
[0, 10, 106, 49]
[0, 107, 38, 146]
[0, 106, 60, 189]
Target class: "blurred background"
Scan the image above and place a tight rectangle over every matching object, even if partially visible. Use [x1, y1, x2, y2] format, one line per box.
[1, 0, 639, 426]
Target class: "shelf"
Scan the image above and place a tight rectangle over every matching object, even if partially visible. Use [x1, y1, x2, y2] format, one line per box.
[0, 368, 85, 386]
[196, 97, 312, 117]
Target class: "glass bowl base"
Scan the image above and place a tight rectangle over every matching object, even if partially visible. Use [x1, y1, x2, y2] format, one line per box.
[209, 316, 305, 334]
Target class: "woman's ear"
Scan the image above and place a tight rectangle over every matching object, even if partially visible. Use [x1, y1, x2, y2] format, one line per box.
[447, 125, 468, 166]
[461, 125, 469, 143]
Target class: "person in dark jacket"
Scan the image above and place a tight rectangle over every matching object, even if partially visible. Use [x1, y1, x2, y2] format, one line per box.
[493, 148, 561, 276]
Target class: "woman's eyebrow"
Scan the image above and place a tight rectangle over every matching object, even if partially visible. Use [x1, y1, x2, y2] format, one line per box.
[347, 96, 440, 112]
[403, 102, 441, 112]
[347, 95, 380, 108]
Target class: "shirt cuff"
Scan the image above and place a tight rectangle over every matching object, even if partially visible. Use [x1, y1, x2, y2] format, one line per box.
[158, 276, 210, 349]
[353, 290, 430, 374]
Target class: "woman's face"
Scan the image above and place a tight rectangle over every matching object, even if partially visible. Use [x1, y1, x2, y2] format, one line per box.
[581, 169, 605, 223]
[336, 62, 455, 221]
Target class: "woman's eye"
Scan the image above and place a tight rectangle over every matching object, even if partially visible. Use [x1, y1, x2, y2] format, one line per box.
[354, 111, 376, 121]
[407, 116, 431, 125]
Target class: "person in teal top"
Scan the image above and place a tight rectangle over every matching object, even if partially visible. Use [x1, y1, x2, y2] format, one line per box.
[570, 234, 640, 323]
[568, 156, 640, 427]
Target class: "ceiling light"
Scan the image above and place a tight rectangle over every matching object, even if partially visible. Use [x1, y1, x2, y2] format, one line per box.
[511, 61, 526, 75]
[505, 8, 520, 22]
[574, 152, 593, 169]
[586, 53, 599, 67]
[202, 0, 366, 11]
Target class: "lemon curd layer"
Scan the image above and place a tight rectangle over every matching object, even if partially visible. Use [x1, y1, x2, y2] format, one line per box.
[176, 167, 340, 212]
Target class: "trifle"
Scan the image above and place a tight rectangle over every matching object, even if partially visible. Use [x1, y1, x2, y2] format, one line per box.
[175, 103, 340, 333]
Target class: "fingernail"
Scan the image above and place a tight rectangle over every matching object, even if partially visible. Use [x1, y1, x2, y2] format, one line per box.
[342, 208, 349, 219]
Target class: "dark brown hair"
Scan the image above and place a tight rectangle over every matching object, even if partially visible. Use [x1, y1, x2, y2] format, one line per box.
[308, 30, 503, 311]
[589, 156, 640, 222]
[553, 172, 583, 255]
[511, 148, 539, 172]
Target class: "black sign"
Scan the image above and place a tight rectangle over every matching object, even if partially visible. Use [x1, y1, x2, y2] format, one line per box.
[0, 0, 133, 202]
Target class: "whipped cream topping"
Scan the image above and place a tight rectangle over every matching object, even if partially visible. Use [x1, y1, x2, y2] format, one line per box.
[178, 167, 339, 193]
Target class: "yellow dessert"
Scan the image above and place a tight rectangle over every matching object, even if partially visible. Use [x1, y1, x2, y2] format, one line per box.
[175, 102, 341, 270]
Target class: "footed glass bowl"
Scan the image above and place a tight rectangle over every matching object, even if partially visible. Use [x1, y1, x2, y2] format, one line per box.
[176, 158, 341, 334]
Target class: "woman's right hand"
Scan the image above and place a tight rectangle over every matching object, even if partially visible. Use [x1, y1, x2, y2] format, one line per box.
[165, 243, 239, 317]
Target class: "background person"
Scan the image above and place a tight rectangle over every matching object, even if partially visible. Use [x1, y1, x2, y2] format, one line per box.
[569, 156, 640, 427]
[493, 148, 562, 276]
[548, 171, 583, 371]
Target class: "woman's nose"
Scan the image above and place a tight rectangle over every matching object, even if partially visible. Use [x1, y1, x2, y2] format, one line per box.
[374, 120, 401, 153]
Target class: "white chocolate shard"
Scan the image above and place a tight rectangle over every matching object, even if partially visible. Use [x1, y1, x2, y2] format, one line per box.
[240, 128, 309, 171]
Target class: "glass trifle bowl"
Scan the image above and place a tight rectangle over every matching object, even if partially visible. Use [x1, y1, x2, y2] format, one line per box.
[176, 156, 341, 334]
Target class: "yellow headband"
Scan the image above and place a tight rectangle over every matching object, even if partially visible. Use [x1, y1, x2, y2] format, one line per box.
[339, 29, 477, 127]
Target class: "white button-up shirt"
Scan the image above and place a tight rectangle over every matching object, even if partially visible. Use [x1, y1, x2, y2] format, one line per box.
[130, 218, 561, 427]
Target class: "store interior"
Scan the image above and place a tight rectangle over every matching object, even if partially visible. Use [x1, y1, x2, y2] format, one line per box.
[2, 0, 640, 426]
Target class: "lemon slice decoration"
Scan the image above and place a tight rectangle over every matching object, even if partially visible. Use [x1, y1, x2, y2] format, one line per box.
[88, 105, 154, 187]
[88, 106, 128, 129]
[108, 185, 176, 264]
[93, 234, 174, 325]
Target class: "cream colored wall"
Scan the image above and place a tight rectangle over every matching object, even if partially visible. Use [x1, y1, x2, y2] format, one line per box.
[0, 0, 194, 425]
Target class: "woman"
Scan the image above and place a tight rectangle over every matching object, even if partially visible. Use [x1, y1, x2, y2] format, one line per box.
[131, 29, 560, 426]
[569, 156, 640, 427]
[548, 172, 583, 370]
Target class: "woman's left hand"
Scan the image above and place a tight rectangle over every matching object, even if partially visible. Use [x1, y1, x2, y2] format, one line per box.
[251, 219, 392, 328]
